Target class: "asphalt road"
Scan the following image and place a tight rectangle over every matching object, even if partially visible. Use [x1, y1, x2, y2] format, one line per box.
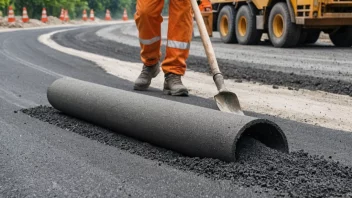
[114, 21, 352, 82]
[85, 24, 352, 96]
[0, 25, 352, 197]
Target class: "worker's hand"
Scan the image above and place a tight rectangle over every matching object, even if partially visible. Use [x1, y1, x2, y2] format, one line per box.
[197, 0, 202, 5]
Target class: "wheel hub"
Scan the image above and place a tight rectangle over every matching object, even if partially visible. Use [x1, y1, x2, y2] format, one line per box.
[220, 15, 229, 36]
[238, 16, 247, 37]
[273, 14, 284, 38]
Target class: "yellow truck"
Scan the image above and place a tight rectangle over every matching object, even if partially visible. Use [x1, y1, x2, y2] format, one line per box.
[207, 0, 352, 47]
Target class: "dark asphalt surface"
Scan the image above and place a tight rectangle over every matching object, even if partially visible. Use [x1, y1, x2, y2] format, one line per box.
[0, 25, 352, 197]
[65, 25, 352, 96]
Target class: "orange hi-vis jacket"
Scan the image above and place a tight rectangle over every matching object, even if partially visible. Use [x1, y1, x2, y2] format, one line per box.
[134, 0, 193, 76]
[198, 0, 212, 11]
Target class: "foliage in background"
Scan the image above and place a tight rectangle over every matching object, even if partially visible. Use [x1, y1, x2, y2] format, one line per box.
[0, 0, 175, 20]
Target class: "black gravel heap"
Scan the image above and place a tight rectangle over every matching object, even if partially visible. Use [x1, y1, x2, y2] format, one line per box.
[52, 27, 352, 97]
[21, 106, 352, 198]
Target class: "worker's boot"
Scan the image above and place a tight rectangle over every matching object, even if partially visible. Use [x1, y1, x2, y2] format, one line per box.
[134, 62, 161, 91]
[163, 73, 189, 96]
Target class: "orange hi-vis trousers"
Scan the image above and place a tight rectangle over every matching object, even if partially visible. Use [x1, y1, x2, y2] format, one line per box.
[134, 0, 193, 76]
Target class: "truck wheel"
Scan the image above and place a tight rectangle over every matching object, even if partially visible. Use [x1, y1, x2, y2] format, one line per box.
[235, 5, 262, 45]
[329, 26, 352, 47]
[217, 5, 237, 43]
[305, 30, 320, 44]
[268, 2, 301, 48]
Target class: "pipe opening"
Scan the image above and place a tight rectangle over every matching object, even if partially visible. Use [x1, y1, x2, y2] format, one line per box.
[234, 121, 289, 161]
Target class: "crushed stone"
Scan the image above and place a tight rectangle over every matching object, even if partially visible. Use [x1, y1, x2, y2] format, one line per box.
[21, 106, 352, 198]
[0, 15, 104, 28]
[47, 16, 63, 25]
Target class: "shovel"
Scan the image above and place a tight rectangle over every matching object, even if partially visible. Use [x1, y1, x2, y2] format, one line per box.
[190, 0, 244, 115]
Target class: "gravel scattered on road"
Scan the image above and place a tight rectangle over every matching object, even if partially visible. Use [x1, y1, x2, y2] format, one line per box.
[21, 106, 352, 198]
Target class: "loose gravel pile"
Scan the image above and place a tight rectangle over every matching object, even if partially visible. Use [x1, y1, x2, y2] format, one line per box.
[47, 16, 63, 25]
[0, 16, 53, 28]
[23, 19, 46, 28]
[0, 17, 23, 28]
[0, 16, 103, 28]
[21, 106, 352, 198]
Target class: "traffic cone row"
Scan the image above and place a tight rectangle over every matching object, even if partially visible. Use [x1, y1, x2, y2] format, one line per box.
[6, 6, 55, 24]
[22, 7, 29, 23]
[59, 9, 69, 22]
[4, 6, 132, 23]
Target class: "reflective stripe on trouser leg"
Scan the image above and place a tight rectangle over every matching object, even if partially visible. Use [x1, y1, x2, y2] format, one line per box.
[139, 36, 161, 45]
[167, 40, 191, 50]
[162, 0, 193, 75]
[134, 0, 164, 66]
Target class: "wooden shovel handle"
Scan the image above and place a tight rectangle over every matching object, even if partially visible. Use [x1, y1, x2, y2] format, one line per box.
[190, 0, 221, 76]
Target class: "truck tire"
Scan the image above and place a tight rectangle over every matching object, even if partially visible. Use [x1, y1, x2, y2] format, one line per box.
[298, 31, 308, 45]
[298, 29, 320, 45]
[217, 5, 237, 43]
[305, 30, 320, 44]
[329, 26, 352, 47]
[268, 2, 301, 48]
[235, 5, 262, 45]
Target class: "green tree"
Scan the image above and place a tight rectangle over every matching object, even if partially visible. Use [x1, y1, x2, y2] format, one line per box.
[0, 0, 10, 16]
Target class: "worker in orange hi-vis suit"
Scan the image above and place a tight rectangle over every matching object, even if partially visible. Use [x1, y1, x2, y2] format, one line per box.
[133, 0, 202, 96]
[198, 0, 212, 11]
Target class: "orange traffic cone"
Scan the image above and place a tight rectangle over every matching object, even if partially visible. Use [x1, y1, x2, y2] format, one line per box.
[59, 8, 64, 21]
[64, 10, 69, 22]
[105, 9, 111, 21]
[90, 9, 95, 21]
[8, 6, 15, 23]
[82, 9, 88, 21]
[122, 8, 128, 21]
[41, 8, 48, 23]
[22, 7, 29, 23]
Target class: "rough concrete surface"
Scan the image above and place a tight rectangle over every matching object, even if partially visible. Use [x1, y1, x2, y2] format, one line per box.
[21, 106, 352, 198]
[1, 25, 352, 197]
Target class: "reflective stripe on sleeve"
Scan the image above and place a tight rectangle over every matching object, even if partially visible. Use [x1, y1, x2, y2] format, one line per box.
[139, 36, 161, 45]
[167, 40, 190, 50]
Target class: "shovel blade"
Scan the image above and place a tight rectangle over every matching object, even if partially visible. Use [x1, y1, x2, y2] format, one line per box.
[214, 91, 244, 115]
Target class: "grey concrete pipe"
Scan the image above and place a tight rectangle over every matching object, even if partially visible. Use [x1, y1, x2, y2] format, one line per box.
[47, 77, 289, 162]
